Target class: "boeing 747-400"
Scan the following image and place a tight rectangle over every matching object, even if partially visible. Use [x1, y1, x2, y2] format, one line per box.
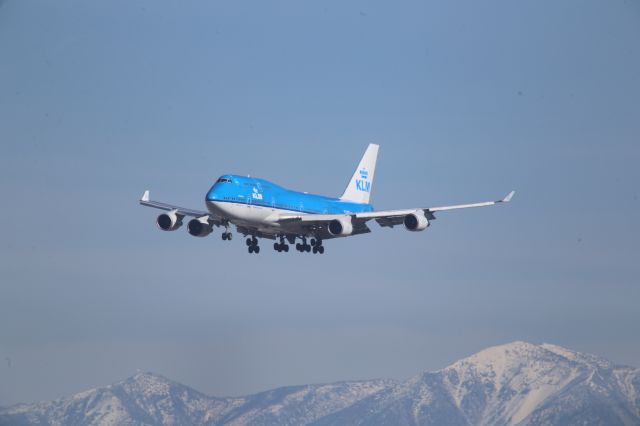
[140, 144, 514, 254]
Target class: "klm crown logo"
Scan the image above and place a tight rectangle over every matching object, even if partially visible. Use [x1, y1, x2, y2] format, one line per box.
[251, 186, 263, 200]
[356, 168, 370, 192]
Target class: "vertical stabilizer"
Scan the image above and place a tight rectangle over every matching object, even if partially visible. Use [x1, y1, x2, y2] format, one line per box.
[340, 144, 379, 204]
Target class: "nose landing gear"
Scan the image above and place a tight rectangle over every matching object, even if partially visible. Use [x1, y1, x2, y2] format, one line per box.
[221, 222, 233, 240]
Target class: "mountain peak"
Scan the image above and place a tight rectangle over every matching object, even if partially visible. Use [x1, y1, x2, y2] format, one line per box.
[125, 371, 172, 385]
[113, 371, 176, 396]
[447, 341, 613, 374]
[1, 343, 638, 426]
[446, 341, 553, 377]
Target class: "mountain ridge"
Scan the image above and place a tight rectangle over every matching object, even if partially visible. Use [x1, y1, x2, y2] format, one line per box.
[2, 341, 639, 425]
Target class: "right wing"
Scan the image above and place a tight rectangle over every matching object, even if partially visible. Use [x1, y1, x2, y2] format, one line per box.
[276, 191, 515, 229]
[356, 190, 515, 227]
[139, 190, 222, 224]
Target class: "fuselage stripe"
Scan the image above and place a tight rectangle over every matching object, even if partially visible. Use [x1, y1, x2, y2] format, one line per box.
[209, 198, 328, 215]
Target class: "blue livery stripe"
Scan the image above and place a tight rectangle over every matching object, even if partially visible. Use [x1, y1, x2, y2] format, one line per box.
[206, 175, 374, 215]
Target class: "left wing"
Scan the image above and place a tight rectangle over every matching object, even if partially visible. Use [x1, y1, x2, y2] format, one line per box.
[277, 191, 515, 229]
[139, 190, 222, 223]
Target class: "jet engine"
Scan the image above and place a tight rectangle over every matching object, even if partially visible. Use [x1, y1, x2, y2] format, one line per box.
[156, 210, 183, 231]
[328, 217, 353, 236]
[188, 216, 213, 237]
[404, 210, 429, 231]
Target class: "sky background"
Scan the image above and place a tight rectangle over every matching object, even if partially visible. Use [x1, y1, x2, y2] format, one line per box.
[1, 0, 639, 406]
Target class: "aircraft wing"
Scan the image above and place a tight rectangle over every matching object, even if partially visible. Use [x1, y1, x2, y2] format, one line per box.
[139, 190, 222, 223]
[277, 191, 515, 228]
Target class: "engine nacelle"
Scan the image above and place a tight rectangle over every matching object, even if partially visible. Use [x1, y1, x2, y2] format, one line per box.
[404, 211, 429, 231]
[328, 217, 354, 236]
[156, 211, 183, 231]
[188, 217, 213, 237]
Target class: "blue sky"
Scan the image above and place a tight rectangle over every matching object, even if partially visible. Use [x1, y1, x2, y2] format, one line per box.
[1, 0, 639, 405]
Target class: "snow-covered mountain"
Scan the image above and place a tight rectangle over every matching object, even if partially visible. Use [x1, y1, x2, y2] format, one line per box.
[2, 341, 639, 425]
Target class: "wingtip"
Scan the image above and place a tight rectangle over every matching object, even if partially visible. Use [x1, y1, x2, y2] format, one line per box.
[503, 190, 515, 202]
[141, 190, 150, 202]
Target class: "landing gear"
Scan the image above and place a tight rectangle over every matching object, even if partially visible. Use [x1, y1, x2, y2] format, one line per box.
[311, 238, 324, 254]
[296, 240, 311, 252]
[221, 222, 232, 241]
[246, 236, 259, 254]
[273, 237, 289, 253]
[297, 237, 323, 253]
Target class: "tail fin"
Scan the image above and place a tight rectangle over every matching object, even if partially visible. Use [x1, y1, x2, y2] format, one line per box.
[340, 144, 379, 204]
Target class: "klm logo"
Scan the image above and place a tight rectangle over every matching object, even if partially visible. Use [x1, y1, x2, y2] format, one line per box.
[251, 187, 263, 200]
[356, 180, 370, 192]
[356, 169, 370, 192]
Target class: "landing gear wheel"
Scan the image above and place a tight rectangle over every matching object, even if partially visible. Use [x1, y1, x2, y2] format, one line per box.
[310, 238, 316, 246]
[248, 246, 254, 253]
[227, 233, 232, 240]
[312, 246, 318, 254]
[296, 243, 302, 251]
[284, 245, 289, 252]
[305, 244, 311, 253]
[222, 233, 227, 240]
[254, 246, 260, 254]
[274, 242, 279, 251]
[246, 238, 252, 246]
[318, 246, 324, 254]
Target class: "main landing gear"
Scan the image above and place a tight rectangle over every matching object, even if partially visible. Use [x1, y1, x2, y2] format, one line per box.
[311, 238, 325, 254]
[244, 235, 323, 255]
[246, 236, 260, 254]
[296, 237, 324, 254]
[273, 237, 289, 253]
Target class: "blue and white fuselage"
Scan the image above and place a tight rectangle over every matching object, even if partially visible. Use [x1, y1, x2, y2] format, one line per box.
[140, 144, 514, 254]
[206, 175, 373, 233]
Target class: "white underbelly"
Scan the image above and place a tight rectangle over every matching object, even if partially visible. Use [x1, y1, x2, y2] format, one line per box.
[207, 201, 294, 232]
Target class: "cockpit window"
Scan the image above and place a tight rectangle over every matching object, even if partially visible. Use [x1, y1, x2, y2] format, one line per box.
[216, 178, 232, 183]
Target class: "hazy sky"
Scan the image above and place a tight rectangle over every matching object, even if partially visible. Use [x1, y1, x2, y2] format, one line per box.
[1, 0, 639, 406]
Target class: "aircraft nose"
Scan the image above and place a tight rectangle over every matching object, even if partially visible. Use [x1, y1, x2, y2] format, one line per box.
[206, 187, 218, 201]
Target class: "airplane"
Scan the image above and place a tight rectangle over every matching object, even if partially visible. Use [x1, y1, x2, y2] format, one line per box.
[140, 144, 514, 254]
